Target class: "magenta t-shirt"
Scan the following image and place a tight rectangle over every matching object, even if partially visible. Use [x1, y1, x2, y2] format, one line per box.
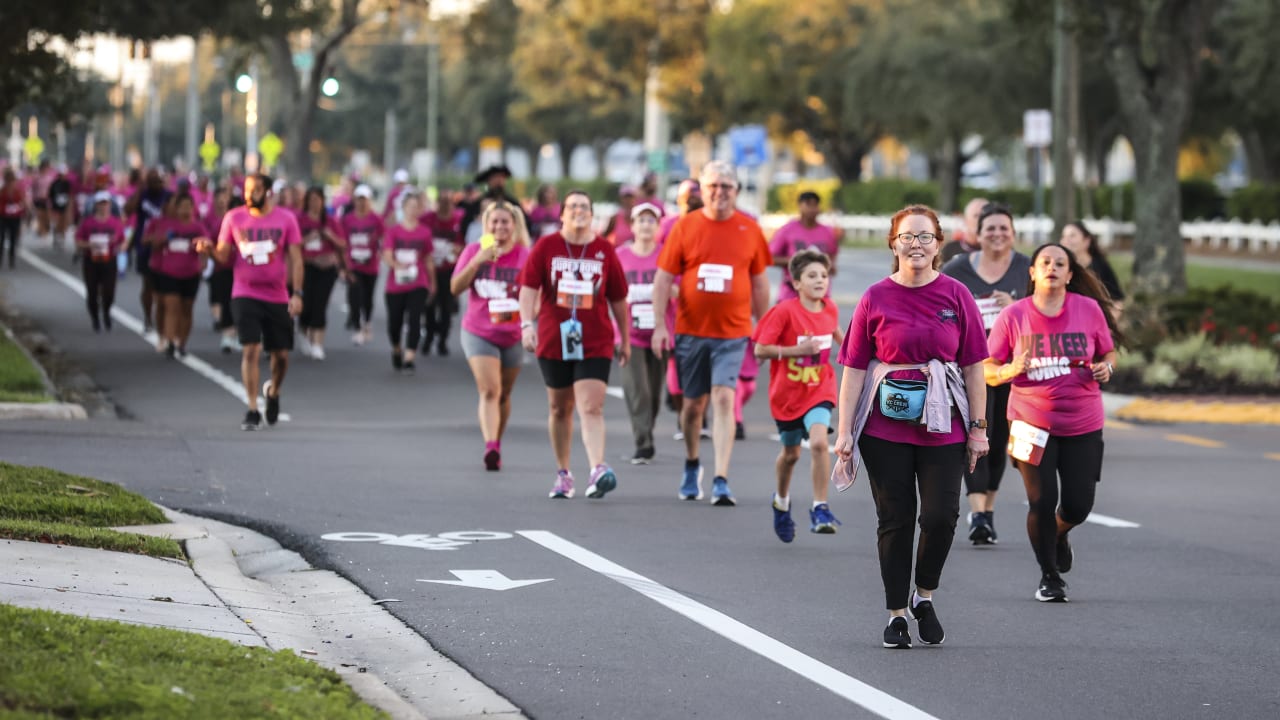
[454, 242, 529, 348]
[615, 244, 672, 349]
[770, 220, 839, 301]
[341, 212, 384, 275]
[75, 217, 126, 261]
[149, 219, 207, 278]
[987, 294, 1115, 436]
[219, 206, 302, 304]
[297, 212, 343, 261]
[383, 224, 434, 294]
[837, 274, 988, 445]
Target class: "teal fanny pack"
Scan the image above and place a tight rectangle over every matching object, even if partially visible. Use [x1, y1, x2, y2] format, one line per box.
[878, 378, 928, 422]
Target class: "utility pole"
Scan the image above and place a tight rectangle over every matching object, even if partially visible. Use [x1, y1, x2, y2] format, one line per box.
[642, 36, 670, 192]
[245, 59, 260, 173]
[426, 32, 439, 187]
[1051, 0, 1077, 237]
[143, 44, 159, 167]
[185, 36, 201, 173]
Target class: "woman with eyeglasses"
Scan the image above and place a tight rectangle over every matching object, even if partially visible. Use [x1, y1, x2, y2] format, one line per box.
[985, 243, 1121, 603]
[941, 203, 1030, 546]
[833, 205, 988, 649]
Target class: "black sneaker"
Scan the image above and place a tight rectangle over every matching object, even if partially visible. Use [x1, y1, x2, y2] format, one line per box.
[437, 340, 449, 356]
[403, 359, 416, 374]
[92, 317, 101, 332]
[392, 351, 403, 370]
[241, 410, 262, 431]
[175, 345, 187, 359]
[421, 334, 434, 355]
[734, 421, 745, 440]
[985, 510, 999, 543]
[1035, 573, 1069, 603]
[968, 512, 991, 545]
[883, 617, 912, 649]
[103, 314, 112, 331]
[631, 447, 655, 465]
[1056, 533, 1074, 574]
[907, 597, 945, 645]
[164, 342, 176, 360]
[263, 380, 280, 426]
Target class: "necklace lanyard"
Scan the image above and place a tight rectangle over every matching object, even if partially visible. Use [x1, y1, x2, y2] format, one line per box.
[562, 235, 589, 321]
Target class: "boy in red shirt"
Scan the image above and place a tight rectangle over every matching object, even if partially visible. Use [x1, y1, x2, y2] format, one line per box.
[751, 249, 844, 542]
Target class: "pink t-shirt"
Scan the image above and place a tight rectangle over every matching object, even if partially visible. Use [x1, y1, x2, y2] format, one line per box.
[658, 213, 682, 244]
[341, 212, 384, 275]
[297, 212, 343, 262]
[769, 219, 839, 301]
[614, 244, 670, 349]
[454, 242, 530, 348]
[987, 294, 1115, 436]
[383, 224, 434, 294]
[149, 219, 207, 278]
[609, 210, 634, 245]
[837, 274, 988, 445]
[420, 209, 463, 270]
[75, 216, 126, 262]
[218, 206, 302, 304]
[529, 205, 561, 238]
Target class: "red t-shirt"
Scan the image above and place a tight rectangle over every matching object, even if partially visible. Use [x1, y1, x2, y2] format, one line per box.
[752, 298, 840, 422]
[519, 233, 629, 361]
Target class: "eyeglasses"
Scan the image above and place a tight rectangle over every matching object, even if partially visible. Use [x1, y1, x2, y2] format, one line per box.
[895, 232, 938, 246]
[705, 182, 737, 191]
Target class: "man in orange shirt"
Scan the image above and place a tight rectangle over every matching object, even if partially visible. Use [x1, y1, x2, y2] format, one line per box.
[652, 161, 772, 506]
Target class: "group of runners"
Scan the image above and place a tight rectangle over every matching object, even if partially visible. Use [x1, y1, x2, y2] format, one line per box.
[8, 157, 1125, 649]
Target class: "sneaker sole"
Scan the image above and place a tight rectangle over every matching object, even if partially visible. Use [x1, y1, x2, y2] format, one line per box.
[1034, 591, 1069, 603]
[586, 472, 616, 499]
[968, 524, 991, 544]
[711, 495, 736, 507]
[548, 491, 575, 499]
[678, 491, 704, 501]
[882, 639, 912, 649]
[811, 525, 838, 534]
[630, 457, 652, 465]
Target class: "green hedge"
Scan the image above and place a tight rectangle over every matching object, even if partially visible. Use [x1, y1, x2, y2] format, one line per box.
[1227, 184, 1280, 222]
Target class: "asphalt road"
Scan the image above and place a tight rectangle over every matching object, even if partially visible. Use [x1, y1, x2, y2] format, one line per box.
[2, 242, 1278, 720]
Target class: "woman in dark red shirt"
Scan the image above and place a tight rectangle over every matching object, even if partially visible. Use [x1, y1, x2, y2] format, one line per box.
[518, 190, 630, 501]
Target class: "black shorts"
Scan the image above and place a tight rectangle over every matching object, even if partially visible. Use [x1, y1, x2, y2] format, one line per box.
[232, 297, 294, 352]
[537, 356, 612, 389]
[151, 272, 201, 298]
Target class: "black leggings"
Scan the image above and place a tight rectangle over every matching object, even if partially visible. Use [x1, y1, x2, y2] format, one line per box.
[859, 434, 965, 610]
[385, 288, 427, 349]
[0, 217, 19, 267]
[346, 271, 377, 328]
[300, 264, 339, 329]
[1018, 430, 1103, 577]
[424, 265, 457, 346]
[964, 382, 1011, 495]
[82, 260, 117, 323]
[208, 269, 234, 330]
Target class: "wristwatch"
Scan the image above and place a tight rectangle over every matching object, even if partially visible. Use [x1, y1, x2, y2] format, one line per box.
[968, 419, 988, 430]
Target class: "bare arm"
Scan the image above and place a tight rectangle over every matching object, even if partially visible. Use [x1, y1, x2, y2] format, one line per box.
[962, 361, 989, 472]
[649, 268, 675, 353]
[519, 285, 540, 352]
[833, 366, 868, 462]
[750, 272, 770, 323]
[983, 351, 1030, 386]
[610, 297, 631, 367]
[450, 246, 494, 296]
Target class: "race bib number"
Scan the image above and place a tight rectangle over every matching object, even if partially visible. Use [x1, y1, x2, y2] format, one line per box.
[794, 334, 832, 367]
[349, 233, 370, 248]
[627, 283, 653, 304]
[394, 261, 419, 285]
[432, 241, 457, 264]
[304, 234, 324, 252]
[89, 233, 111, 259]
[168, 238, 191, 254]
[350, 248, 372, 262]
[240, 240, 275, 266]
[697, 263, 733, 293]
[556, 278, 594, 310]
[488, 297, 520, 324]
[1008, 419, 1049, 466]
[394, 248, 418, 265]
[631, 303, 655, 330]
[975, 295, 1002, 330]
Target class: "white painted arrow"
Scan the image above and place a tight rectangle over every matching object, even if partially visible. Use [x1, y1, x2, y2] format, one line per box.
[417, 570, 553, 591]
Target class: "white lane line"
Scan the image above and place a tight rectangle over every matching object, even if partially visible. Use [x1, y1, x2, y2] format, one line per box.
[19, 249, 289, 420]
[1084, 512, 1141, 528]
[516, 530, 939, 720]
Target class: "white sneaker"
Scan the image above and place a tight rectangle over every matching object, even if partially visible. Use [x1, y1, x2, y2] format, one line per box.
[351, 332, 364, 346]
[311, 345, 326, 360]
[297, 334, 313, 355]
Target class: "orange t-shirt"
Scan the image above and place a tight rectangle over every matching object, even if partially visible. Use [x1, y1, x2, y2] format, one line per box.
[657, 210, 770, 339]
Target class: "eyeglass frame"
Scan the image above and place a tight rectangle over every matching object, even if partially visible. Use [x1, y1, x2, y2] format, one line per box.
[894, 232, 939, 246]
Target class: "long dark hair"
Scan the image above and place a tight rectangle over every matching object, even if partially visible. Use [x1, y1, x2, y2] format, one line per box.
[1028, 242, 1125, 347]
[303, 186, 328, 224]
[1064, 220, 1109, 264]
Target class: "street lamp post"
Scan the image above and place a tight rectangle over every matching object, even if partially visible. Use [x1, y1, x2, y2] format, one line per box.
[242, 60, 260, 174]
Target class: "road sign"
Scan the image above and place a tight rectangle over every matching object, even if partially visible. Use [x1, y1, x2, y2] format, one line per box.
[23, 135, 45, 166]
[199, 140, 221, 173]
[1023, 109, 1052, 148]
[729, 125, 768, 169]
[258, 132, 284, 169]
[417, 570, 552, 591]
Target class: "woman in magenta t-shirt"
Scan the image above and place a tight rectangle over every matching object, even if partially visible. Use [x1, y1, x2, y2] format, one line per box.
[148, 194, 208, 357]
[450, 200, 531, 471]
[296, 187, 347, 360]
[340, 186, 384, 346]
[381, 193, 435, 373]
[833, 204, 989, 650]
[615, 201, 666, 464]
[74, 192, 128, 332]
[985, 242, 1120, 604]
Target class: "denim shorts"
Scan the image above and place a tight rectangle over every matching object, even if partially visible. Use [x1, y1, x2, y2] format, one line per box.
[674, 335, 748, 399]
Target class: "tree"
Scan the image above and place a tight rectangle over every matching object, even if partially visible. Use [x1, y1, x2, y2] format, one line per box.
[1073, 0, 1223, 296]
[1213, 0, 1280, 182]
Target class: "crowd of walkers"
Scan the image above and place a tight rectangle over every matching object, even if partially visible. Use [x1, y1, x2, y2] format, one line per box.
[4, 158, 1126, 648]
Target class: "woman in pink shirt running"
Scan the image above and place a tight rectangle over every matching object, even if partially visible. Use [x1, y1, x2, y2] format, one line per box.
[985, 243, 1121, 604]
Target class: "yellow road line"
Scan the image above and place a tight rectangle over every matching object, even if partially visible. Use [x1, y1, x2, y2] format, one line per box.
[1164, 434, 1225, 449]
[1116, 398, 1280, 425]
[1105, 419, 1135, 430]
[1266, 453, 1280, 462]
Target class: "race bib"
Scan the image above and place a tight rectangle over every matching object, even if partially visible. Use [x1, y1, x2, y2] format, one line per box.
[89, 233, 111, 259]
[697, 263, 733, 293]
[349, 233, 370, 248]
[556, 278, 594, 310]
[394, 248, 418, 265]
[54, 193, 69, 206]
[631, 303, 655, 330]
[350, 248, 372, 262]
[794, 334, 832, 367]
[394, 264, 419, 285]
[4, 203, 20, 215]
[432, 241, 457, 264]
[1008, 419, 1049, 466]
[168, 238, 191, 254]
[488, 297, 520, 324]
[241, 240, 275, 266]
[627, 283, 653, 304]
[975, 295, 1002, 330]
[304, 234, 324, 252]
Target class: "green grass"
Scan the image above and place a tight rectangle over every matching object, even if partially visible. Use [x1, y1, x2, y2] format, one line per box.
[0, 463, 180, 558]
[1110, 255, 1280, 301]
[0, 331, 51, 403]
[0, 604, 388, 720]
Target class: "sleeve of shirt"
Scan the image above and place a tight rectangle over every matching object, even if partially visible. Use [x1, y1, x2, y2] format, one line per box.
[768, 226, 791, 258]
[216, 212, 233, 248]
[657, 224, 685, 275]
[518, 237, 546, 290]
[113, 220, 126, 243]
[282, 212, 302, 248]
[604, 245, 629, 303]
[453, 243, 479, 280]
[956, 286, 990, 366]
[987, 305, 1014, 364]
[74, 221, 88, 242]
[1088, 297, 1116, 357]
[751, 304, 786, 346]
[836, 293, 875, 369]
[749, 226, 771, 275]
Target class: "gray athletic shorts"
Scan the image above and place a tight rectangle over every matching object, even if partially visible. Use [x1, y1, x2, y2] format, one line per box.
[461, 329, 523, 369]
[675, 334, 748, 399]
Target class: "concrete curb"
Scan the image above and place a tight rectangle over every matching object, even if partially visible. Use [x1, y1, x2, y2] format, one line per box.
[1103, 391, 1280, 425]
[0, 402, 88, 420]
[145, 508, 526, 720]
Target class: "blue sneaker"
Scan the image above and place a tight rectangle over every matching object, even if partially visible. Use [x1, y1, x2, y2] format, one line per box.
[586, 464, 617, 499]
[679, 464, 703, 500]
[772, 498, 795, 543]
[710, 477, 735, 506]
[809, 503, 842, 534]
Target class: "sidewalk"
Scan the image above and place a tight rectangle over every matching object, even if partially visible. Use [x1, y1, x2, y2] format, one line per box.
[0, 508, 524, 720]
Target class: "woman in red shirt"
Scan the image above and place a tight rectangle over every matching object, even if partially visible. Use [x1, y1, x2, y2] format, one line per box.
[518, 190, 631, 500]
